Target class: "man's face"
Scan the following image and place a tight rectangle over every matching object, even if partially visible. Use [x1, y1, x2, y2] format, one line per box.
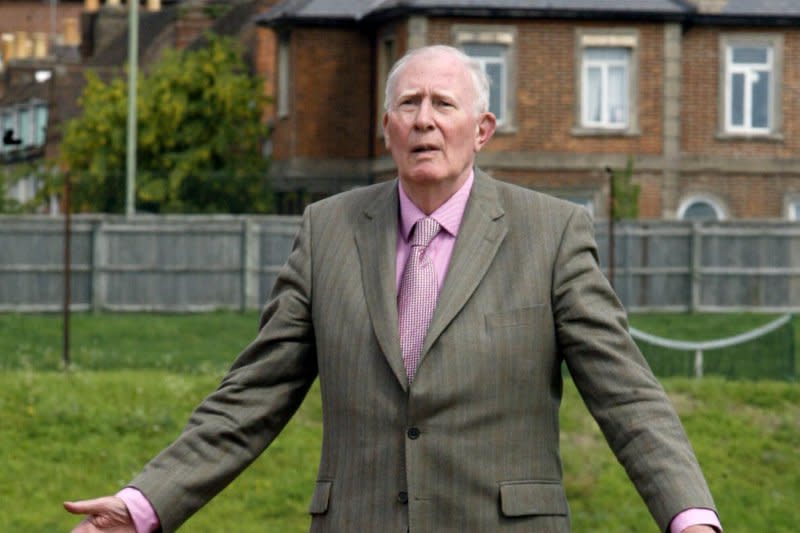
[383, 50, 495, 193]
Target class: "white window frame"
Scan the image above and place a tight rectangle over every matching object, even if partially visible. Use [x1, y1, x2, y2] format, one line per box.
[1, 101, 48, 153]
[719, 34, 783, 138]
[677, 194, 727, 221]
[574, 30, 639, 135]
[453, 25, 516, 131]
[725, 45, 773, 133]
[581, 47, 630, 129]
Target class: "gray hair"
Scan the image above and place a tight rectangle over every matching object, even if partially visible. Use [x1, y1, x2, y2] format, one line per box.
[383, 45, 490, 116]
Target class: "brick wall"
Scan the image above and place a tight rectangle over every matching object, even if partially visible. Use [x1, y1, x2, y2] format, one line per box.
[0, 1, 84, 60]
[271, 27, 373, 160]
[266, 14, 800, 218]
[682, 26, 800, 157]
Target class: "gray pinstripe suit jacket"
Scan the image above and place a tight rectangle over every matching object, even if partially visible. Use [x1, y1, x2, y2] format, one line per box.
[130, 169, 717, 532]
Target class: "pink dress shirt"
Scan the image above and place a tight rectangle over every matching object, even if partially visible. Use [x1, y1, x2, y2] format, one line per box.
[117, 171, 720, 533]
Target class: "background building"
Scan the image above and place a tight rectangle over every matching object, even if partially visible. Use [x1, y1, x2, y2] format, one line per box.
[0, 0, 280, 209]
[257, 0, 800, 220]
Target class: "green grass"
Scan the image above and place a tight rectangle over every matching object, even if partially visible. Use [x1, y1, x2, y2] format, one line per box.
[629, 312, 798, 379]
[1, 312, 798, 531]
[0, 311, 261, 372]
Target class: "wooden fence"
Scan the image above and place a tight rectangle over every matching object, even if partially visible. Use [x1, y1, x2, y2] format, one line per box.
[0, 215, 300, 312]
[2, 215, 800, 312]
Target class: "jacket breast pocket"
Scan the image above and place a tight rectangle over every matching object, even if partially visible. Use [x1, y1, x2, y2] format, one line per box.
[308, 479, 332, 515]
[485, 304, 547, 330]
[499, 480, 569, 517]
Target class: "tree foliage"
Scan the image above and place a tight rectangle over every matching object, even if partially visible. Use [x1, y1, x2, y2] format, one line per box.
[0, 162, 59, 214]
[610, 156, 640, 220]
[61, 35, 272, 213]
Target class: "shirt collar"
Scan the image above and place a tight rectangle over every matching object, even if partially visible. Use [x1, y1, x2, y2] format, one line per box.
[398, 169, 474, 242]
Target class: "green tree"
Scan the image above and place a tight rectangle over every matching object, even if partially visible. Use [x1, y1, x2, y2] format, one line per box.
[610, 156, 640, 220]
[61, 35, 272, 213]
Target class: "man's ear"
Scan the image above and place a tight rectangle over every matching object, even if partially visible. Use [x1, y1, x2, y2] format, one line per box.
[382, 113, 391, 148]
[474, 112, 497, 152]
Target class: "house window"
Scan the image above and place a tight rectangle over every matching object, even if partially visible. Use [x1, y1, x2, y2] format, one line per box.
[582, 47, 630, 128]
[678, 196, 726, 221]
[725, 45, 773, 133]
[277, 33, 290, 118]
[34, 104, 48, 145]
[1, 103, 48, 153]
[461, 43, 507, 123]
[18, 107, 31, 147]
[785, 198, 800, 221]
[1, 112, 13, 152]
[453, 26, 516, 130]
[575, 31, 638, 134]
[720, 35, 782, 137]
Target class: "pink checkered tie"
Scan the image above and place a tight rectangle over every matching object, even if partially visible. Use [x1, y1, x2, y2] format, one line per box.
[398, 217, 442, 382]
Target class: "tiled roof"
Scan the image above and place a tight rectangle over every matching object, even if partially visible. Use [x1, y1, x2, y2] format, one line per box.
[718, 0, 800, 16]
[259, 0, 800, 23]
[259, 0, 692, 23]
[86, 7, 178, 67]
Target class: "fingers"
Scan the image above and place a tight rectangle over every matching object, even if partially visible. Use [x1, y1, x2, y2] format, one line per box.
[64, 496, 121, 515]
[64, 496, 134, 532]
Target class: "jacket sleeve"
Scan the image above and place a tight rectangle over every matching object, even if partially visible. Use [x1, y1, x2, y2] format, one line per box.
[552, 206, 717, 532]
[129, 206, 318, 533]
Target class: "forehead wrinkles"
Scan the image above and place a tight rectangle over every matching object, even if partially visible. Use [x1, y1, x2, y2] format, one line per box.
[395, 86, 459, 102]
[393, 60, 473, 105]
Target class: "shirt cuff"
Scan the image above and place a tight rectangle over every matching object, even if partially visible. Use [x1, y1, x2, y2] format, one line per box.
[116, 487, 161, 533]
[669, 508, 722, 533]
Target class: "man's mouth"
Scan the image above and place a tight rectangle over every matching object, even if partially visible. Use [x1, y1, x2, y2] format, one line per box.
[411, 144, 439, 154]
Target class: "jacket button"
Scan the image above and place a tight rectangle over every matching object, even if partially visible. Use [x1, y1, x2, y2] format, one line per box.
[407, 427, 420, 439]
[397, 491, 408, 504]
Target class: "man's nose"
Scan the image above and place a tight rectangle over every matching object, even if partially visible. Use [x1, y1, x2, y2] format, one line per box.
[413, 99, 435, 130]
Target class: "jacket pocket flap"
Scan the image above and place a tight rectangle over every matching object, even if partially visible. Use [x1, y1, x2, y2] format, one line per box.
[308, 480, 332, 515]
[499, 481, 568, 517]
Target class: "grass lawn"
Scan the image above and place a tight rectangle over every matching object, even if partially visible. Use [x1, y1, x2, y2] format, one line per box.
[1, 312, 798, 531]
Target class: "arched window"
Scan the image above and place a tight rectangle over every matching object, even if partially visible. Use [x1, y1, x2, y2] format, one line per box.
[677, 195, 726, 221]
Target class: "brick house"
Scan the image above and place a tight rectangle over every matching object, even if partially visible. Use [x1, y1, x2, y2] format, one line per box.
[257, 0, 800, 220]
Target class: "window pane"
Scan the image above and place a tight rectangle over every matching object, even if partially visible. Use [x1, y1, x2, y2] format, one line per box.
[462, 43, 508, 123]
[683, 202, 719, 221]
[485, 62, 503, 118]
[731, 72, 745, 126]
[752, 71, 770, 128]
[35, 105, 48, 145]
[607, 65, 627, 124]
[732, 46, 768, 64]
[0, 113, 11, 152]
[586, 67, 602, 122]
[19, 108, 30, 146]
[585, 47, 628, 62]
[462, 43, 505, 58]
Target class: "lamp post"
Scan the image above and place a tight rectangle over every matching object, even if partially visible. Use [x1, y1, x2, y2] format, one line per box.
[126, 0, 139, 216]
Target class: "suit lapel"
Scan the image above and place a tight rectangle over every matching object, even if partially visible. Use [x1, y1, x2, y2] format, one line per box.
[420, 170, 507, 360]
[354, 181, 409, 391]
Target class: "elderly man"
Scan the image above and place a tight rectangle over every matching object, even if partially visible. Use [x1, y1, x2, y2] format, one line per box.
[66, 45, 721, 533]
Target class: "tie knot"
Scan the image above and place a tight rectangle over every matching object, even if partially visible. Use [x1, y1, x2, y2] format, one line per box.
[410, 217, 441, 248]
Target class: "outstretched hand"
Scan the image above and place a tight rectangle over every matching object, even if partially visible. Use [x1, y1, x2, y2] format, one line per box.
[64, 496, 135, 533]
